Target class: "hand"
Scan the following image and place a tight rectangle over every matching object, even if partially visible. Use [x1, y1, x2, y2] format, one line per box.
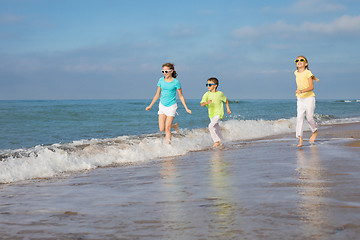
[295, 89, 302, 94]
[186, 109, 192, 114]
[227, 109, 231, 114]
[145, 106, 151, 111]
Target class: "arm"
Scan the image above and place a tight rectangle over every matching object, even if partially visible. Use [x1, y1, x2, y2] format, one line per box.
[295, 77, 314, 95]
[145, 87, 161, 111]
[225, 99, 231, 114]
[177, 88, 192, 114]
[201, 100, 212, 107]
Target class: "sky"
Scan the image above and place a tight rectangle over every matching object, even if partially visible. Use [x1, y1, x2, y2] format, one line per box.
[1, 0, 360, 100]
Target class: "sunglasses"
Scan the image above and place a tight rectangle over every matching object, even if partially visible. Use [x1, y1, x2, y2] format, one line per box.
[295, 59, 307, 63]
[206, 83, 217, 87]
[161, 70, 172, 74]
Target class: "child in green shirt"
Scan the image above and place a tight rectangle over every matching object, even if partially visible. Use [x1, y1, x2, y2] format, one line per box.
[200, 77, 231, 148]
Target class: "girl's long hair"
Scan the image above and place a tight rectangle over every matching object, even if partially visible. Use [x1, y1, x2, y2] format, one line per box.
[297, 55, 309, 70]
[296, 56, 319, 81]
[162, 63, 178, 78]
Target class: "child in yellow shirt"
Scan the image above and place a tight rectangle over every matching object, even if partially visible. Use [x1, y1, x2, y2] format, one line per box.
[294, 56, 319, 147]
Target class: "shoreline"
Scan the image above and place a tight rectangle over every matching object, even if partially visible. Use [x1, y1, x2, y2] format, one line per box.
[305, 122, 360, 147]
[319, 122, 360, 147]
[0, 121, 360, 239]
[258, 121, 360, 147]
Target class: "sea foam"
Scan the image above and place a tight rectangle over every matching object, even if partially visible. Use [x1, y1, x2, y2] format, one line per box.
[0, 117, 344, 184]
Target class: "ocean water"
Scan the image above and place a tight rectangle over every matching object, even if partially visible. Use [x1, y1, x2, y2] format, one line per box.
[1, 99, 359, 184]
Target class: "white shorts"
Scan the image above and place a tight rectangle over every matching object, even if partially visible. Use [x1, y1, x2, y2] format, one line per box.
[158, 102, 178, 117]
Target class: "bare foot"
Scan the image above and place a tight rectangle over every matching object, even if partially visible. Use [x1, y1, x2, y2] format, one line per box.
[297, 136, 303, 147]
[309, 130, 318, 144]
[172, 123, 179, 134]
[212, 142, 221, 148]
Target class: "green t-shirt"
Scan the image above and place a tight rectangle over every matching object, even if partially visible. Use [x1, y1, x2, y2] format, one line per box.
[200, 91, 227, 119]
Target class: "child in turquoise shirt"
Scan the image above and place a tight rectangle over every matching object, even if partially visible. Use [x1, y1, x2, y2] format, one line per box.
[200, 77, 231, 148]
[146, 63, 192, 144]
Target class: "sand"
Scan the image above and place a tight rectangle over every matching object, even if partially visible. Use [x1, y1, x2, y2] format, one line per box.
[319, 122, 360, 147]
[0, 122, 359, 239]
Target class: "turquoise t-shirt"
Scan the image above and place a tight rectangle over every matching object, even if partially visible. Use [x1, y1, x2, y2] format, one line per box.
[157, 77, 181, 107]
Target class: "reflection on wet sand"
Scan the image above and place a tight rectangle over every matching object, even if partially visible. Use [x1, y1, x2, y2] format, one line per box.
[209, 150, 241, 238]
[160, 157, 177, 183]
[158, 151, 244, 238]
[296, 146, 331, 237]
[159, 157, 189, 239]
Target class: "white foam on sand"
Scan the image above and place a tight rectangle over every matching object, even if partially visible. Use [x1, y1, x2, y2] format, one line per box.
[0, 117, 357, 184]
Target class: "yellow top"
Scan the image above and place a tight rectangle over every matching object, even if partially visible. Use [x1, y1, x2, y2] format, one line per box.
[295, 69, 315, 98]
[200, 91, 227, 119]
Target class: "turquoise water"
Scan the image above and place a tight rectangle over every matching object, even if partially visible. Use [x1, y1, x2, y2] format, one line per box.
[1, 99, 359, 150]
[0, 99, 359, 183]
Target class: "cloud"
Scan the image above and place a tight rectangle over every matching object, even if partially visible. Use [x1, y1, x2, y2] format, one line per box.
[233, 20, 292, 40]
[0, 40, 163, 80]
[0, 56, 44, 74]
[233, 15, 360, 41]
[63, 64, 117, 73]
[291, 0, 346, 13]
[167, 25, 196, 38]
[198, 9, 214, 15]
[0, 13, 23, 24]
[0, 32, 19, 40]
[262, 0, 346, 14]
[305, 15, 360, 34]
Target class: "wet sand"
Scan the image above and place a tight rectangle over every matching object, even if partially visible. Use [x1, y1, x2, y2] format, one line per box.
[0, 123, 359, 239]
[319, 122, 360, 147]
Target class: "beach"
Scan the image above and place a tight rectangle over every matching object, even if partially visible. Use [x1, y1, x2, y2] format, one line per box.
[1, 122, 359, 240]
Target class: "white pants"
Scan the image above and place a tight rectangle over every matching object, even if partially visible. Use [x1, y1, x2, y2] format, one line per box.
[209, 115, 223, 143]
[296, 97, 317, 138]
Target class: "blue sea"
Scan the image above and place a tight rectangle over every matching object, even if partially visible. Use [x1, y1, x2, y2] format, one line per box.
[1, 99, 359, 183]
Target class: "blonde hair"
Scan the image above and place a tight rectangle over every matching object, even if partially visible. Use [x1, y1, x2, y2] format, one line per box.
[296, 56, 319, 82]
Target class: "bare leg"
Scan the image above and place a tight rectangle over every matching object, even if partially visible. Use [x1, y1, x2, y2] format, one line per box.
[158, 114, 166, 132]
[297, 136, 303, 147]
[159, 114, 178, 143]
[172, 123, 179, 134]
[309, 130, 318, 144]
[165, 116, 175, 144]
